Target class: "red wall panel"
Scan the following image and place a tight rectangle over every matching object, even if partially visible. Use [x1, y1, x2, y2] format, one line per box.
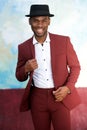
[0, 88, 87, 130]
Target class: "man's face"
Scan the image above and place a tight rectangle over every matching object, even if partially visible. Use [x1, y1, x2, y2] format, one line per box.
[29, 16, 50, 38]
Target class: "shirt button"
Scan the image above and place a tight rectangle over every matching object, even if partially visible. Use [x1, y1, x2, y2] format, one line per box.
[45, 69, 47, 71]
[47, 79, 49, 81]
[43, 59, 45, 61]
[42, 49, 44, 51]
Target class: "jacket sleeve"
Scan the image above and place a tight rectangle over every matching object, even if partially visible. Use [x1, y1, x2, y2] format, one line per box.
[65, 37, 81, 92]
[15, 44, 29, 82]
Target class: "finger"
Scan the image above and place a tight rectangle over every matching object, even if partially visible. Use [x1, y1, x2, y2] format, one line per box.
[31, 60, 38, 67]
[33, 64, 38, 69]
[55, 96, 63, 102]
[53, 87, 62, 94]
[53, 90, 61, 96]
[28, 59, 36, 64]
[28, 59, 38, 67]
[54, 94, 62, 100]
[31, 59, 37, 63]
[32, 62, 38, 69]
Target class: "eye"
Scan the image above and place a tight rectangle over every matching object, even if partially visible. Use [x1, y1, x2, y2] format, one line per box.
[43, 19, 48, 23]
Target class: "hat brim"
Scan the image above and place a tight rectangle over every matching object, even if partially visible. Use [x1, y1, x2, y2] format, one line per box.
[25, 14, 54, 17]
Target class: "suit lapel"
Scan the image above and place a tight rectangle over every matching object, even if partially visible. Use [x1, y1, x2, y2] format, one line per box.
[50, 34, 56, 75]
[29, 38, 35, 58]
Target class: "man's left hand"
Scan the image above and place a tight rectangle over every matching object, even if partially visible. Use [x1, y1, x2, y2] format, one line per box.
[53, 86, 70, 102]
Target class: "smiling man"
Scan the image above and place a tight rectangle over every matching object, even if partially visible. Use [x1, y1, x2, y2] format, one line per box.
[15, 4, 81, 130]
[29, 16, 50, 41]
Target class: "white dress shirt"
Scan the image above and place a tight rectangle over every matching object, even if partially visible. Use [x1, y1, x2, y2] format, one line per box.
[32, 33, 54, 88]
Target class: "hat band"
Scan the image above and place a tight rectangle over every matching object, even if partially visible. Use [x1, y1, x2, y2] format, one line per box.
[25, 11, 54, 17]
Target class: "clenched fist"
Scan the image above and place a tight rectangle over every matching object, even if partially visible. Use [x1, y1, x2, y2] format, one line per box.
[25, 59, 38, 73]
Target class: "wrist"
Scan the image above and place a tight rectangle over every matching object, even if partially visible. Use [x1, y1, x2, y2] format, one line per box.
[65, 86, 71, 94]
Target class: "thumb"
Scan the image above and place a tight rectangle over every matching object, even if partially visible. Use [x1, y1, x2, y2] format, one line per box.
[53, 87, 61, 94]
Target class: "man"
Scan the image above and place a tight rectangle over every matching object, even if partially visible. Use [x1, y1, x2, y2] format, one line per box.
[15, 4, 81, 130]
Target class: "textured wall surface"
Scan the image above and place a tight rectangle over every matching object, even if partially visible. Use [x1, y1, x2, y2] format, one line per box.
[0, 1, 87, 90]
[0, 88, 87, 130]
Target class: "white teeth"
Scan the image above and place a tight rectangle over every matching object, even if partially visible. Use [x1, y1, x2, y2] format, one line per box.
[37, 29, 43, 33]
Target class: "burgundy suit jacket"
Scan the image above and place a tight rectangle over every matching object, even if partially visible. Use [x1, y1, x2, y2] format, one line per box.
[16, 33, 81, 112]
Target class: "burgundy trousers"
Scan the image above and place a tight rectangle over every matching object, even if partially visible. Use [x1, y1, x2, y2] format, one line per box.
[30, 87, 71, 130]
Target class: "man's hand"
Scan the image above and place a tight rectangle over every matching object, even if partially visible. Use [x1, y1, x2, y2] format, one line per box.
[53, 86, 70, 102]
[25, 59, 38, 73]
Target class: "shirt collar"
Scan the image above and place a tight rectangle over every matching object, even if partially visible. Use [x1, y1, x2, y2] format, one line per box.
[33, 32, 50, 45]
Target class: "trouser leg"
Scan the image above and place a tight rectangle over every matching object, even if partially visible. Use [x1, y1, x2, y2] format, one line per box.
[51, 103, 71, 130]
[30, 88, 51, 130]
[31, 109, 51, 130]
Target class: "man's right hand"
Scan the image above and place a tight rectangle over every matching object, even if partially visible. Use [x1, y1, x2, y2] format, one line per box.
[25, 59, 38, 73]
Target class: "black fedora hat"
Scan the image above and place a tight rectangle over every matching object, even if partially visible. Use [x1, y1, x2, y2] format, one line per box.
[25, 4, 54, 17]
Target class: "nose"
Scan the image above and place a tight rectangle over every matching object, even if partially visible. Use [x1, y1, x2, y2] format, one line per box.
[37, 21, 43, 28]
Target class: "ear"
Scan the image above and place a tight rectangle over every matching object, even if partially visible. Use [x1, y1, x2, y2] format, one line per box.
[48, 17, 50, 25]
[29, 18, 31, 25]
